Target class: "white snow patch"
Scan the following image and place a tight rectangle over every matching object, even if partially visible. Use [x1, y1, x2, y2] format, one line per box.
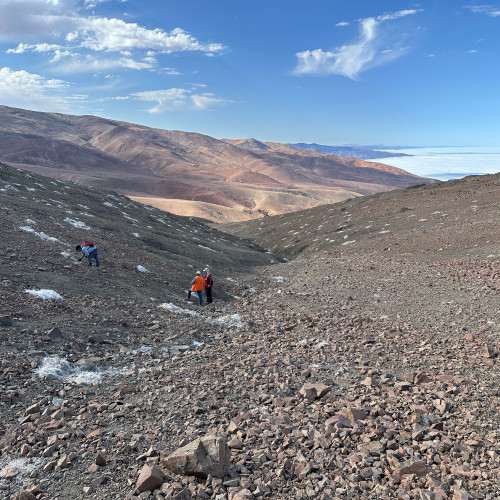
[314, 341, 331, 348]
[19, 226, 66, 244]
[137, 265, 150, 273]
[133, 233, 140, 238]
[198, 244, 217, 252]
[272, 276, 286, 283]
[35, 355, 116, 385]
[103, 202, 115, 207]
[64, 218, 90, 230]
[78, 204, 90, 210]
[207, 314, 244, 328]
[0, 457, 44, 483]
[342, 240, 356, 246]
[25, 289, 63, 300]
[158, 303, 201, 317]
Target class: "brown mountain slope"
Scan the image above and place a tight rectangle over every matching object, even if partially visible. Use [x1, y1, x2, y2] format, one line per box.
[0, 105, 434, 222]
[221, 172, 500, 261]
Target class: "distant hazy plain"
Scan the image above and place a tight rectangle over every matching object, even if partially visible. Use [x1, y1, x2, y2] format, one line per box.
[368, 147, 500, 181]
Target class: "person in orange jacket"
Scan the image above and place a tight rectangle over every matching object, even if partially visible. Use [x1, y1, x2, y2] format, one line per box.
[187, 271, 204, 305]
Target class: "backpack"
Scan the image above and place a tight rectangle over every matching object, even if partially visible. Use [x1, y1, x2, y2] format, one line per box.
[81, 241, 95, 248]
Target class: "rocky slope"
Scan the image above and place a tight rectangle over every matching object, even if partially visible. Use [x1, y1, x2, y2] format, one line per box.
[1, 164, 499, 500]
[0, 105, 433, 223]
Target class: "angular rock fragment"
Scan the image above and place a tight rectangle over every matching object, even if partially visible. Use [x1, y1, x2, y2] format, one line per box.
[299, 383, 330, 400]
[161, 434, 230, 478]
[136, 464, 165, 492]
[396, 460, 428, 476]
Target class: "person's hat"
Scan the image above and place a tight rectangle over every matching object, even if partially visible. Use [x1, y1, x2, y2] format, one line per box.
[196, 271, 201, 275]
[75, 244, 81, 251]
[203, 268, 208, 272]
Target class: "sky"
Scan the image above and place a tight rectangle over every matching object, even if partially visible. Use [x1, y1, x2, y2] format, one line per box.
[0, 0, 499, 146]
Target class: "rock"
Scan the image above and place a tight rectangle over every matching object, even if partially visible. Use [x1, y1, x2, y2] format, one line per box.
[47, 327, 62, 339]
[396, 460, 428, 476]
[232, 489, 254, 500]
[341, 407, 367, 423]
[25, 403, 40, 416]
[172, 488, 192, 500]
[299, 383, 330, 400]
[482, 344, 496, 358]
[227, 437, 243, 449]
[11, 492, 36, 500]
[161, 434, 230, 478]
[136, 465, 165, 492]
[95, 450, 107, 466]
[0, 315, 13, 327]
[114, 385, 137, 398]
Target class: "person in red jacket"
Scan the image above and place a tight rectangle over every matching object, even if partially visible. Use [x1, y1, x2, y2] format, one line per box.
[203, 267, 214, 304]
[187, 271, 204, 305]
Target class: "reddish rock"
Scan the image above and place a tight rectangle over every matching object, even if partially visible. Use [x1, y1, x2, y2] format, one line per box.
[161, 434, 230, 478]
[299, 383, 330, 400]
[136, 465, 165, 492]
[397, 460, 428, 476]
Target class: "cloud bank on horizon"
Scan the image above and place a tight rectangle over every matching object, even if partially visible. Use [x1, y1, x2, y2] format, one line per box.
[0, 1, 498, 146]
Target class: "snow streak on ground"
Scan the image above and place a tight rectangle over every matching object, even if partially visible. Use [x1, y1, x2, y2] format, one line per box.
[158, 303, 202, 317]
[0, 457, 45, 484]
[19, 226, 67, 245]
[35, 355, 117, 385]
[25, 289, 64, 300]
[207, 314, 244, 328]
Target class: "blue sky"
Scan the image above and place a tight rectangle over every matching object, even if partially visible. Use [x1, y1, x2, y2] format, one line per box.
[0, 0, 498, 146]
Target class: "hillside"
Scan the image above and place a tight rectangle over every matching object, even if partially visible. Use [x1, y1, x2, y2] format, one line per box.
[0, 105, 434, 223]
[1, 164, 499, 499]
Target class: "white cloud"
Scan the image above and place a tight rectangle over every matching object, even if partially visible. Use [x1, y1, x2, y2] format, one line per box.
[465, 5, 500, 16]
[71, 19, 226, 54]
[1, 1, 225, 74]
[7, 43, 62, 53]
[131, 88, 230, 112]
[335, 22, 349, 27]
[294, 9, 420, 79]
[0, 66, 70, 111]
[50, 53, 155, 73]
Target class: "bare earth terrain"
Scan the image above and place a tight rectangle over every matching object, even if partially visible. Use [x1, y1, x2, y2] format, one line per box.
[0, 105, 433, 223]
[1, 163, 499, 500]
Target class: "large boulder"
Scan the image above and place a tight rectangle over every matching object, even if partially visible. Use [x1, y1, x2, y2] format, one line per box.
[161, 434, 230, 478]
[136, 465, 165, 492]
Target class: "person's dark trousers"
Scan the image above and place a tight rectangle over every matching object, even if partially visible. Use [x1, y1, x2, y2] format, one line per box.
[205, 287, 213, 303]
[88, 248, 100, 267]
[196, 290, 203, 305]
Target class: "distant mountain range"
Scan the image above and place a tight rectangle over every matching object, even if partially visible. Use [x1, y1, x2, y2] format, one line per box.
[288, 143, 410, 159]
[0, 105, 434, 222]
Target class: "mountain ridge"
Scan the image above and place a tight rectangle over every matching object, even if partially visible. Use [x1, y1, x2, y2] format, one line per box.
[0, 105, 434, 223]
